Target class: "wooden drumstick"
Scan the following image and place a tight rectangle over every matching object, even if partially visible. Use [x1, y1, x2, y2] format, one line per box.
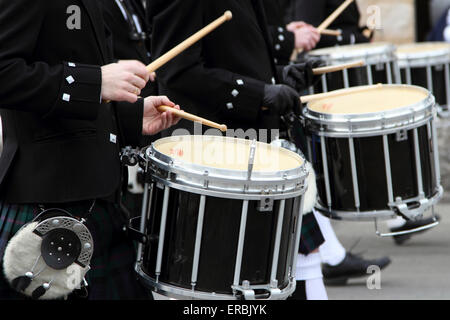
[292, 24, 341, 37]
[292, 0, 354, 58]
[300, 83, 383, 104]
[105, 12, 232, 103]
[320, 29, 342, 37]
[157, 105, 228, 132]
[317, 0, 355, 32]
[312, 60, 365, 75]
[146, 11, 233, 73]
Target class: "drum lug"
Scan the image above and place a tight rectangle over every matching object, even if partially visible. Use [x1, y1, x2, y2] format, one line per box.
[234, 280, 256, 300]
[395, 129, 408, 142]
[257, 198, 274, 212]
[436, 105, 450, 118]
[203, 171, 209, 189]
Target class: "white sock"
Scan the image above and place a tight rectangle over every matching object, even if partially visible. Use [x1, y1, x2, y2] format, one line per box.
[386, 216, 407, 229]
[296, 252, 323, 280]
[305, 278, 328, 300]
[313, 210, 346, 266]
[295, 253, 328, 300]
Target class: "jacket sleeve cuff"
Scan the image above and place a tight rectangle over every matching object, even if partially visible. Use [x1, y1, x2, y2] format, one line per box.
[115, 98, 144, 147]
[44, 61, 102, 120]
[220, 75, 266, 123]
[272, 26, 296, 64]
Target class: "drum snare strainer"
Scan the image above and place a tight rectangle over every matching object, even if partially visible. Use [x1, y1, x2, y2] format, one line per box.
[302, 84, 443, 234]
[132, 135, 311, 300]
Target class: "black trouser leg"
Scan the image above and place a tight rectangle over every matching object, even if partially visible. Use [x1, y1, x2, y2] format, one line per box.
[287, 280, 307, 300]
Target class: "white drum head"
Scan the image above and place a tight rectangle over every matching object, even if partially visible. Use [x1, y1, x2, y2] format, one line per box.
[302, 84, 435, 137]
[308, 85, 429, 115]
[396, 42, 450, 67]
[396, 42, 450, 56]
[154, 135, 303, 172]
[147, 135, 308, 198]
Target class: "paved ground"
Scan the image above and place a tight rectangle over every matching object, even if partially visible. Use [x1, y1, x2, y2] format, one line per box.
[326, 196, 450, 300]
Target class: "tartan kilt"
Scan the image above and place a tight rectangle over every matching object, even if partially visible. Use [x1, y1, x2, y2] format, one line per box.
[0, 200, 150, 300]
[299, 212, 325, 255]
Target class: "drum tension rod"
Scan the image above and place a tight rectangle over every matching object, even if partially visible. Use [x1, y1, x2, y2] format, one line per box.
[247, 139, 257, 181]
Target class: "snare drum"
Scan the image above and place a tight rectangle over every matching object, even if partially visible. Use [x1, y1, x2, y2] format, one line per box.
[134, 135, 309, 300]
[396, 42, 450, 108]
[302, 84, 443, 221]
[307, 42, 400, 93]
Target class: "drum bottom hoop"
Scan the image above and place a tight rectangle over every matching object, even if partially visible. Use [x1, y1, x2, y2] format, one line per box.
[315, 187, 443, 221]
[135, 263, 296, 300]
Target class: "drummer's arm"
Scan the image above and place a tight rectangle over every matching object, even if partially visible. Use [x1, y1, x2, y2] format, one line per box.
[150, 0, 266, 123]
[0, 1, 149, 121]
[267, 24, 296, 63]
[0, 0, 104, 120]
[114, 96, 181, 146]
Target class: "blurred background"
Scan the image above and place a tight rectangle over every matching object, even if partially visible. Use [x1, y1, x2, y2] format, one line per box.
[358, 0, 450, 43]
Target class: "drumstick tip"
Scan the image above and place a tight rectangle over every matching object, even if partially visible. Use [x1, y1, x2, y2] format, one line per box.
[224, 11, 233, 21]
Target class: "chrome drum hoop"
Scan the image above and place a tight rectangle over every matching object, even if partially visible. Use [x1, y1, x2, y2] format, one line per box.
[308, 43, 397, 66]
[135, 263, 297, 300]
[145, 136, 309, 198]
[150, 175, 307, 201]
[315, 186, 443, 221]
[396, 46, 450, 69]
[302, 85, 436, 138]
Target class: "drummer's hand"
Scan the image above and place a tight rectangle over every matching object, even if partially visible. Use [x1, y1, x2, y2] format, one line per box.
[101, 60, 150, 103]
[286, 21, 308, 32]
[291, 24, 320, 51]
[149, 72, 156, 82]
[262, 84, 301, 117]
[142, 96, 181, 135]
[281, 58, 325, 91]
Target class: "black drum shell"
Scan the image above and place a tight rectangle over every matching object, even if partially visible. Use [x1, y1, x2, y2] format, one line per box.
[399, 65, 448, 106]
[313, 62, 397, 93]
[140, 185, 301, 294]
[307, 123, 438, 214]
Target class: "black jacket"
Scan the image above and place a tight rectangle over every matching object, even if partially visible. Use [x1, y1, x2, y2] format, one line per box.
[102, 0, 158, 148]
[0, 0, 143, 204]
[148, 0, 281, 133]
[102, 0, 152, 70]
[281, 0, 370, 48]
[263, 0, 296, 66]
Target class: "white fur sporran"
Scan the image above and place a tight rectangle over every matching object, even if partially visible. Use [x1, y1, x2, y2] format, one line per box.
[3, 211, 93, 300]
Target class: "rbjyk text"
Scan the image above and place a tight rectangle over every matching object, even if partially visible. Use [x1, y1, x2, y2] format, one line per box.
[183, 304, 268, 317]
